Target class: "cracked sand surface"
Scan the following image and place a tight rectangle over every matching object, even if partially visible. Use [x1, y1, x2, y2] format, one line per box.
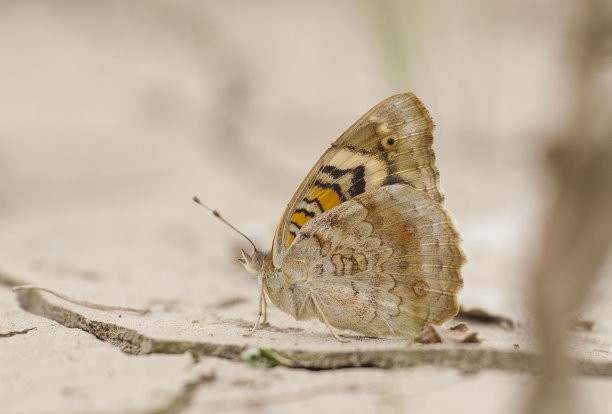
[5, 282, 612, 375]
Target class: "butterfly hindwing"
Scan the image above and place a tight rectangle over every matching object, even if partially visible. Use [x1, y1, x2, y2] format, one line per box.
[272, 93, 443, 267]
[279, 183, 464, 337]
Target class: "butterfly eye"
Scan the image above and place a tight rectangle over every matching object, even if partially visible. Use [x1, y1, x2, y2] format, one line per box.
[381, 136, 397, 150]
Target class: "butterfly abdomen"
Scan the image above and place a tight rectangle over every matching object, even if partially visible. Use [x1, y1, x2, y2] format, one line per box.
[263, 265, 318, 321]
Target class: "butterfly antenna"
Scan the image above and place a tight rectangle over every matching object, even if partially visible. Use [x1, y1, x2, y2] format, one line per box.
[192, 196, 258, 252]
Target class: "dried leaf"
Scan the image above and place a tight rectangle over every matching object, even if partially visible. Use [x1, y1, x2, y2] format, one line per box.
[415, 324, 481, 344]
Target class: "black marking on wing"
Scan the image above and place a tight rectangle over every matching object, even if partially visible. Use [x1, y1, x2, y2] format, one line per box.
[319, 165, 367, 199]
[348, 165, 366, 198]
[294, 208, 315, 217]
[321, 165, 347, 179]
[304, 196, 324, 212]
[382, 174, 405, 186]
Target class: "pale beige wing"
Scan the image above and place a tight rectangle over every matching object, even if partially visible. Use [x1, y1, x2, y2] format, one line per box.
[279, 183, 464, 338]
[272, 93, 442, 267]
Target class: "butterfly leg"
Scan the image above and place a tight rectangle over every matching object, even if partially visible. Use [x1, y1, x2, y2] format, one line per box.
[244, 275, 265, 337]
[262, 294, 268, 325]
[300, 292, 349, 343]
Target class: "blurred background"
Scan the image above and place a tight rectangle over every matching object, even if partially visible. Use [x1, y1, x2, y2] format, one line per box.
[0, 1, 611, 411]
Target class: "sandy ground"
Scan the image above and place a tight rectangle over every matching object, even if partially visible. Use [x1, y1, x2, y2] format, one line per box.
[1, 2, 611, 413]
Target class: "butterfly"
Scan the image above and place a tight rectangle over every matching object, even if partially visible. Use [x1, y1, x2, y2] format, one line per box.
[231, 93, 464, 341]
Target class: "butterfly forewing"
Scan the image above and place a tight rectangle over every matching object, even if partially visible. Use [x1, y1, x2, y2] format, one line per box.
[272, 93, 443, 267]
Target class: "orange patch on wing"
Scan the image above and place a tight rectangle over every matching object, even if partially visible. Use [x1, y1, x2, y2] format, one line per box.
[291, 211, 312, 228]
[287, 185, 343, 246]
[307, 186, 342, 212]
[288, 211, 314, 245]
[399, 222, 416, 243]
[291, 211, 312, 227]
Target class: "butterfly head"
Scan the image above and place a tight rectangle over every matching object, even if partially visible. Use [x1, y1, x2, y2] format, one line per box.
[239, 249, 268, 276]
